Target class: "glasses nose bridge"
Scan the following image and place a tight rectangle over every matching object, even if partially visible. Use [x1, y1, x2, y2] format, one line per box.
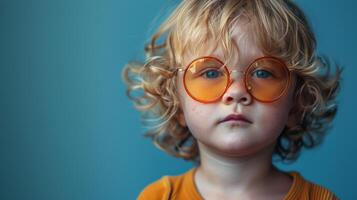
[228, 69, 246, 82]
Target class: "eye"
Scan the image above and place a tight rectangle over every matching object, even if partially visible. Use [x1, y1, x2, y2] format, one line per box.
[252, 69, 273, 78]
[201, 69, 222, 79]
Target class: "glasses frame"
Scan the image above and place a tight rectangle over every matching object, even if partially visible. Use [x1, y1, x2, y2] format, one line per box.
[176, 56, 293, 103]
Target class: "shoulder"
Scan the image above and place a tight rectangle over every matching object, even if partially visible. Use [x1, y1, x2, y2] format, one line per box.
[308, 182, 339, 200]
[137, 176, 172, 200]
[136, 169, 191, 200]
[287, 171, 339, 200]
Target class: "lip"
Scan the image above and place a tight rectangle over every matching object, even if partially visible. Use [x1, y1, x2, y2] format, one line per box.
[219, 114, 252, 124]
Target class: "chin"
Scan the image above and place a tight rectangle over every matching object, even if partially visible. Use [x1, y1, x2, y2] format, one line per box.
[213, 138, 275, 158]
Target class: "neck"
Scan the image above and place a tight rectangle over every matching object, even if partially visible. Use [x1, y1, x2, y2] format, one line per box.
[195, 142, 279, 193]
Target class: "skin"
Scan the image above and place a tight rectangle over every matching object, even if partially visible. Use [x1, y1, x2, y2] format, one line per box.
[177, 22, 296, 200]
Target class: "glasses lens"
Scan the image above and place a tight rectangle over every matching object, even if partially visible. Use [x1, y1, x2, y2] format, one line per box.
[183, 57, 290, 103]
[246, 57, 290, 102]
[184, 57, 229, 103]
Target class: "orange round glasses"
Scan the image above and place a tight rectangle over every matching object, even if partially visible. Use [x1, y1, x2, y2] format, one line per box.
[176, 56, 293, 103]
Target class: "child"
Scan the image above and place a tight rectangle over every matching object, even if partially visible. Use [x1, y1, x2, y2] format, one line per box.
[123, 0, 341, 199]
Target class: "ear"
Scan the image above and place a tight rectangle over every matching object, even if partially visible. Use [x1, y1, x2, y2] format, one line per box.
[286, 103, 297, 128]
[286, 112, 295, 128]
[177, 110, 187, 127]
[286, 79, 298, 128]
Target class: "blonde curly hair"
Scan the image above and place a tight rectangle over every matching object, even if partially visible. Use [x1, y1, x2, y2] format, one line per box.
[122, 0, 342, 163]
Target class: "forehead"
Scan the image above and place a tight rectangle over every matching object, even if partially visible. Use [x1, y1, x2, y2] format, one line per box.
[181, 21, 265, 68]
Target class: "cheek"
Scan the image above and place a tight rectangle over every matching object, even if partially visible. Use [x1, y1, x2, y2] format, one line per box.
[179, 93, 217, 138]
[177, 76, 213, 134]
[256, 98, 293, 136]
[181, 101, 212, 132]
[260, 107, 289, 128]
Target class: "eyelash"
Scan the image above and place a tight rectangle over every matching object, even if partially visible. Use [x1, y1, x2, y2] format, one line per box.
[251, 69, 274, 78]
[199, 68, 273, 79]
[200, 68, 223, 78]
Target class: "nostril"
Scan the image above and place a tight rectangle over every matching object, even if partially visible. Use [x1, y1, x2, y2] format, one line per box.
[226, 96, 234, 102]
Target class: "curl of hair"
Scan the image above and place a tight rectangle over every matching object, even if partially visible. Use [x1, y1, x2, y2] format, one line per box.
[275, 56, 342, 162]
[123, 56, 199, 161]
[122, 0, 342, 163]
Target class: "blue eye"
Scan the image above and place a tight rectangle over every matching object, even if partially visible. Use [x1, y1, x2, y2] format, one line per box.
[203, 69, 221, 79]
[253, 69, 272, 78]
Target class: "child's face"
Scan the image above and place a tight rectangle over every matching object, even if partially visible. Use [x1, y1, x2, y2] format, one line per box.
[177, 22, 296, 157]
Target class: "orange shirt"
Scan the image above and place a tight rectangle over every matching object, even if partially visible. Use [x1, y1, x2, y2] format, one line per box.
[137, 168, 338, 200]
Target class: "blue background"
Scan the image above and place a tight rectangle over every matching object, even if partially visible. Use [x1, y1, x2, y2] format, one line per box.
[1, 0, 356, 199]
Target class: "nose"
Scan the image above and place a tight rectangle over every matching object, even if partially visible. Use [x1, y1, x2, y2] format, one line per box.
[221, 71, 252, 105]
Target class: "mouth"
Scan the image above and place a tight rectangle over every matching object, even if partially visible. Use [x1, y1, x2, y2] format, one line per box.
[219, 114, 252, 124]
